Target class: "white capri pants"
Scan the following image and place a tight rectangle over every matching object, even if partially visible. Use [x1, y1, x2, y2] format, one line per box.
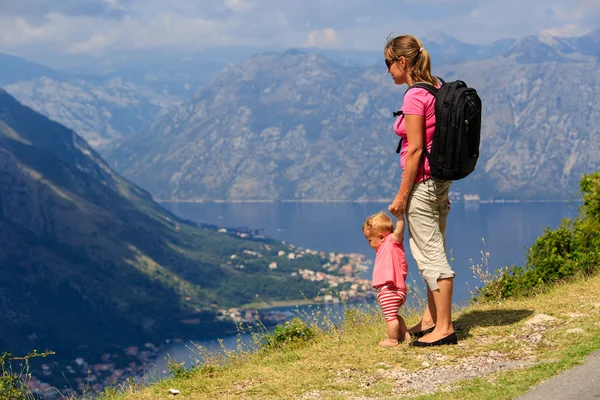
[406, 178, 455, 291]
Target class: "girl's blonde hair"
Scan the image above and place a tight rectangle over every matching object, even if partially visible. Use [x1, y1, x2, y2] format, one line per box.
[362, 212, 394, 236]
[384, 34, 437, 86]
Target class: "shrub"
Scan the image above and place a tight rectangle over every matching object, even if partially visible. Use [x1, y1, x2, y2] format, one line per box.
[166, 356, 195, 379]
[0, 350, 54, 400]
[261, 318, 315, 349]
[525, 222, 576, 283]
[479, 172, 600, 300]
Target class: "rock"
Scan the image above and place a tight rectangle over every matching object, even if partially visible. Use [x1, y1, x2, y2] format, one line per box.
[528, 333, 544, 344]
[524, 314, 557, 326]
[168, 388, 180, 395]
[566, 328, 585, 334]
[422, 361, 431, 368]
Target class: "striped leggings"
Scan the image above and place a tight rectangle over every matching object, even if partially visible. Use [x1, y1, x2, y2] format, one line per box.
[376, 284, 406, 322]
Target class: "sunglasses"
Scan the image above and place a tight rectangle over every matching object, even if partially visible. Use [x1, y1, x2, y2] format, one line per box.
[385, 57, 398, 69]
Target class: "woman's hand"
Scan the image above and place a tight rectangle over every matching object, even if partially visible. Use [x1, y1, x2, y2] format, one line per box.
[389, 193, 408, 215]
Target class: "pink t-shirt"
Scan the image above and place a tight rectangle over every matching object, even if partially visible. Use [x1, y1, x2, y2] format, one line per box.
[372, 234, 408, 291]
[393, 87, 437, 183]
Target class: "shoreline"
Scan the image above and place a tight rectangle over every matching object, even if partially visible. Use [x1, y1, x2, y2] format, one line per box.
[240, 294, 373, 311]
[241, 298, 320, 310]
[156, 199, 581, 204]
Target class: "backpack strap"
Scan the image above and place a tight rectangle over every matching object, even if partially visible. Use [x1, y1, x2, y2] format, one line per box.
[395, 138, 403, 154]
[406, 76, 445, 95]
[394, 77, 444, 155]
[407, 82, 438, 96]
[393, 112, 403, 153]
[401, 77, 445, 173]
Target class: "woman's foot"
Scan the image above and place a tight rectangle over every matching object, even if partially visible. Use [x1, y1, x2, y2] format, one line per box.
[379, 338, 399, 346]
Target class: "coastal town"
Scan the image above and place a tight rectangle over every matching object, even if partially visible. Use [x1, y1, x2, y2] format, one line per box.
[219, 248, 374, 324]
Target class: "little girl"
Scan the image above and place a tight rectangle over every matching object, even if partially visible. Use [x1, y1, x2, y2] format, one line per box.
[362, 211, 410, 346]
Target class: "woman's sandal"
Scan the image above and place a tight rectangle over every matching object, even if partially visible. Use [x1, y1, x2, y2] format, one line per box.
[410, 325, 435, 339]
[410, 332, 458, 347]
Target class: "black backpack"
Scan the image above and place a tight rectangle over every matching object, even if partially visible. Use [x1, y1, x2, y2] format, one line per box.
[394, 78, 482, 181]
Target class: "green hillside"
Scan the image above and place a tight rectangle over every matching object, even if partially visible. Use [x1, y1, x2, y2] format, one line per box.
[0, 89, 358, 365]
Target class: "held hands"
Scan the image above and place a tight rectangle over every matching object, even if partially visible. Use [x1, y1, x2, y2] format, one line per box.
[388, 193, 408, 216]
[388, 207, 403, 219]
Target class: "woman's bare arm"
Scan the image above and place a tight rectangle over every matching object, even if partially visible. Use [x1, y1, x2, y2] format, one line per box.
[389, 114, 425, 214]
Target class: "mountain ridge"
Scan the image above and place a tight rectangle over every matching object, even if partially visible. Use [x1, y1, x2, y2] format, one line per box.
[3, 29, 599, 202]
[106, 38, 600, 202]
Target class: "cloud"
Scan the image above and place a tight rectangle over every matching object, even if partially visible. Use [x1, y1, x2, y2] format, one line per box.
[0, 0, 127, 21]
[304, 28, 341, 48]
[224, 0, 255, 12]
[540, 25, 593, 38]
[0, 0, 599, 57]
[0, 8, 240, 53]
[67, 33, 117, 54]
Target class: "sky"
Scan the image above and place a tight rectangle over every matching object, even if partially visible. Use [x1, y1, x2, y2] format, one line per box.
[1, 0, 599, 58]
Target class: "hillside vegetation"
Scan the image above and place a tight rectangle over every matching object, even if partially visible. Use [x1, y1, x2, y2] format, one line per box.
[480, 172, 600, 299]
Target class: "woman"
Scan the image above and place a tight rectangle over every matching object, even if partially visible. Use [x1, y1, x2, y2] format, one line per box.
[385, 34, 457, 347]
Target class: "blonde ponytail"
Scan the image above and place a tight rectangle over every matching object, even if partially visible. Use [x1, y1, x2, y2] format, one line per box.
[384, 34, 437, 86]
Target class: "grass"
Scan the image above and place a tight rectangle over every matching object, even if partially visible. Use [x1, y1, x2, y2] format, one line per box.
[89, 273, 600, 400]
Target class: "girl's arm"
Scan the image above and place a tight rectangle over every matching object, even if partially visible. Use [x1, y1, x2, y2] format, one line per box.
[392, 213, 405, 243]
[389, 114, 425, 214]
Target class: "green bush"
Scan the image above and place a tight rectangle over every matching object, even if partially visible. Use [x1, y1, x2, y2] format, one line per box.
[480, 172, 600, 300]
[525, 223, 576, 282]
[261, 318, 315, 349]
[0, 350, 54, 400]
[166, 356, 195, 379]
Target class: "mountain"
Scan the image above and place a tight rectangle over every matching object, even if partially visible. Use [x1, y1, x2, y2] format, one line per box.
[0, 34, 513, 153]
[0, 53, 62, 86]
[107, 50, 403, 201]
[0, 89, 352, 363]
[441, 59, 600, 199]
[1, 54, 183, 150]
[422, 31, 515, 65]
[504, 28, 600, 64]
[5, 76, 181, 149]
[106, 33, 600, 202]
[573, 28, 600, 58]
[0, 34, 513, 154]
[504, 35, 568, 63]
